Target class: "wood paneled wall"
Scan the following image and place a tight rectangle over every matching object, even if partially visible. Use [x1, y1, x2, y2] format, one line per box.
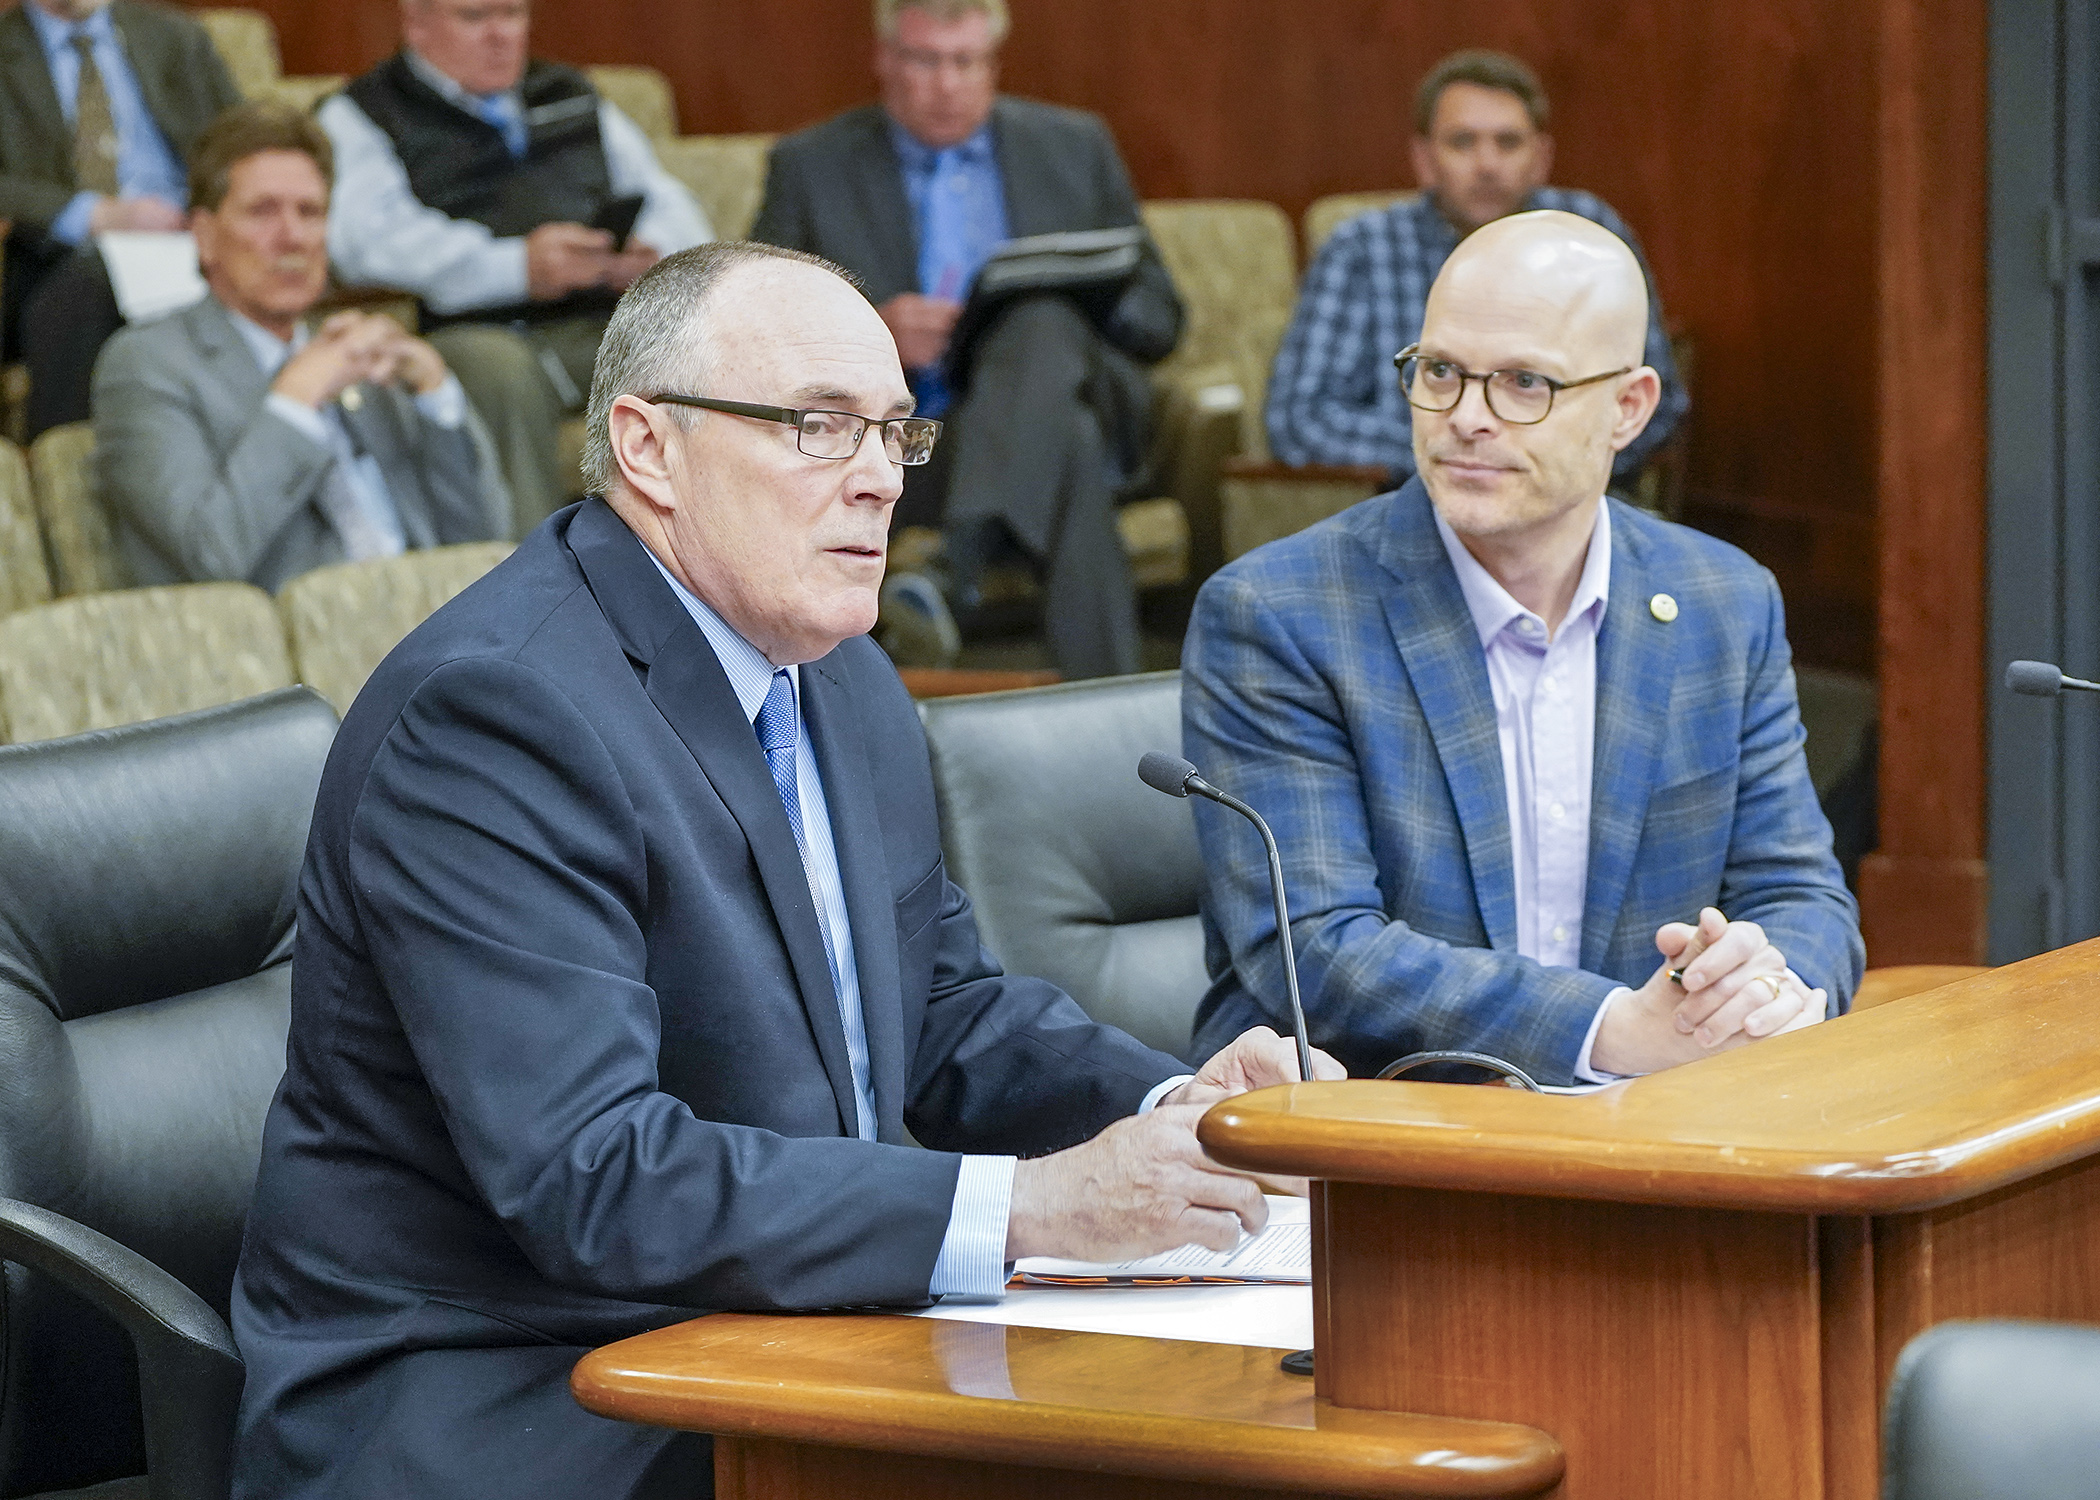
[237, 0, 1884, 668]
[210, 0, 1991, 959]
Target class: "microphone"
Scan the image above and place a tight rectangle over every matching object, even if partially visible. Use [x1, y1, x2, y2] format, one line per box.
[2007, 660, 2100, 697]
[1139, 751, 1314, 1086]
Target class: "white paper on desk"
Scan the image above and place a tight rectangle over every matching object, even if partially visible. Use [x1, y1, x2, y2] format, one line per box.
[1014, 1195, 1309, 1284]
[912, 1281, 1314, 1351]
[96, 232, 205, 324]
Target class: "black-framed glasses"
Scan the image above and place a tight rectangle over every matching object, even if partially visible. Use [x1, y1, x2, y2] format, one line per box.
[1393, 344, 1631, 425]
[646, 394, 942, 465]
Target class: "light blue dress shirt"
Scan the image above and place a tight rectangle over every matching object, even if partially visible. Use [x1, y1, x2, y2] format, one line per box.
[641, 548, 1017, 1298]
[1434, 501, 1626, 1080]
[227, 307, 470, 561]
[889, 118, 1009, 417]
[23, 2, 188, 245]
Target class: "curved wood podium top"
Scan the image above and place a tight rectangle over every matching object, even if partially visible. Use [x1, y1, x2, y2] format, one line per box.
[572, 1313, 1563, 1497]
[1201, 938, 2100, 1214]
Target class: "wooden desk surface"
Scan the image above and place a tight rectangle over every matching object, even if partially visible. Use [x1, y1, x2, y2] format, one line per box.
[1203, 937, 2100, 1213]
[571, 1313, 1564, 1498]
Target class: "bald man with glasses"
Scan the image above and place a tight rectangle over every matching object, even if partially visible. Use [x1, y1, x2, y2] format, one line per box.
[1183, 210, 1861, 1087]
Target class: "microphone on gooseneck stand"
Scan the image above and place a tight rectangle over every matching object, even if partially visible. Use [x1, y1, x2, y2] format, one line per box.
[2007, 660, 2100, 697]
[1138, 751, 1314, 1087]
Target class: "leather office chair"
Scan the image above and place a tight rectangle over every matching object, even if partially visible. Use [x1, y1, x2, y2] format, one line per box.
[918, 671, 1207, 1058]
[0, 687, 338, 1498]
[1883, 1320, 2100, 1499]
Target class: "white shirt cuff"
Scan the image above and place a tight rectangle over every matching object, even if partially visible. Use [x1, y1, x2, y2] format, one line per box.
[1141, 1074, 1194, 1113]
[264, 391, 331, 445]
[415, 373, 466, 429]
[1573, 987, 1634, 1082]
[928, 1153, 1015, 1302]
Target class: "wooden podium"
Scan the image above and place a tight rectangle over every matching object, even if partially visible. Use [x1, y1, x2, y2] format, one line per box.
[574, 940, 2100, 1497]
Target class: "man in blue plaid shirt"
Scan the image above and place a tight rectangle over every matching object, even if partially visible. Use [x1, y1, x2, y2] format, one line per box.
[1267, 50, 1687, 484]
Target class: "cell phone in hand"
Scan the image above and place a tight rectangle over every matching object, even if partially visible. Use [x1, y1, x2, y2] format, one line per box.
[590, 194, 646, 252]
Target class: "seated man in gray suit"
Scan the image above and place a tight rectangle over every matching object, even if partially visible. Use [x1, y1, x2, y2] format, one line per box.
[92, 102, 509, 592]
[753, 0, 1183, 679]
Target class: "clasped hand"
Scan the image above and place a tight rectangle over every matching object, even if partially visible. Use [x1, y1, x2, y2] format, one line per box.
[1591, 906, 1826, 1076]
[271, 311, 450, 410]
[1005, 1025, 1344, 1263]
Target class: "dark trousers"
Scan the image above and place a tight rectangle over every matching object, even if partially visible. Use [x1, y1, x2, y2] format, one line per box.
[906, 295, 1148, 680]
[18, 248, 123, 440]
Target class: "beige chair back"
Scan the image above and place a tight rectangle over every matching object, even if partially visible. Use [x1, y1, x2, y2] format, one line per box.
[0, 439, 52, 616]
[586, 65, 678, 140]
[195, 8, 282, 98]
[29, 423, 127, 596]
[260, 75, 347, 113]
[0, 583, 294, 743]
[1139, 201, 1298, 460]
[1302, 191, 1418, 259]
[278, 542, 514, 714]
[655, 134, 777, 242]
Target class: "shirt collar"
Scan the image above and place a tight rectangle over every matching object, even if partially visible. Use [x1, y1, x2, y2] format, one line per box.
[886, 116, 996, 173]
[1433, 499, 1612, 648]
[641, 543, 795, 724]
[27, 2, 114, 58]
[404, 47, 520, 116]
[222, 299, 309, 378]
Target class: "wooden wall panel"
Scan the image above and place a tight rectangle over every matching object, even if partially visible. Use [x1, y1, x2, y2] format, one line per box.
[221, 0, 1883, 668]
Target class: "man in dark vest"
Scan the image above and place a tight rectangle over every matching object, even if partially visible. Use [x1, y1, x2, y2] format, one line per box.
[319, 0, 710, 535]
[0, 0, 240, 438]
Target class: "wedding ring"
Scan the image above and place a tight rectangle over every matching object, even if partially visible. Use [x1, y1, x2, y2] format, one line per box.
[1754, 973, 1786, 1003]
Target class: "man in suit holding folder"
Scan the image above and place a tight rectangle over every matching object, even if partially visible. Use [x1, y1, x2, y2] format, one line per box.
[1185, 211, 1862, 1086]
[752, 0, 1182, 678]
[229, 238, 1332, 1500]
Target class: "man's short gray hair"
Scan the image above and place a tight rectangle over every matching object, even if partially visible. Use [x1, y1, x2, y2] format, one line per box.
[580, 240, 862, 497]
[873, 0, 1009, 41]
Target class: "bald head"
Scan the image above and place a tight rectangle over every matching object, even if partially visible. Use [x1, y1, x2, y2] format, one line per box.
[1409, 209, 1662, 561]
[1429, 210, 1649, 370]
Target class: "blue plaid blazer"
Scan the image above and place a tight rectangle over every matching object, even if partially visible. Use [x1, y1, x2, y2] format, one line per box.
[1182, 481, 1863, 1084]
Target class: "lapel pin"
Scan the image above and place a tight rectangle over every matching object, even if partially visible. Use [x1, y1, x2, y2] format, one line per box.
[1649, 593, 1678, 623]
[340, 386, 363, 413]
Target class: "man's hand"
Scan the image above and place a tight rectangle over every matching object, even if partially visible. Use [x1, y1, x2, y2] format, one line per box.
[1005, 1104, 1267, 1262]
[88, 195, 186, 234]
[1589, 906, 1825, 1076]
[1168, 1025, 1347, 1108]
[525, 222, 616, 301]
[877, 292, 963, 370]
[604, 239, 660, 292]
[271, 312, 451, 409]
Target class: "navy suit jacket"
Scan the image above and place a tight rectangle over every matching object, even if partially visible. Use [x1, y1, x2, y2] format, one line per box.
[230, 499, 1183, 1498]
[1184, 482, 1864, 1083]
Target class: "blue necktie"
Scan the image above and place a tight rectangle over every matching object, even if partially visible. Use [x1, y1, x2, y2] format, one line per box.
[754, 670, 806, 854]
[477, 94, 527, 158]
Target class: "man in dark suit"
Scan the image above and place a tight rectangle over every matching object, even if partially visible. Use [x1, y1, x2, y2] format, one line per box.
[93, 103, 508, 591]
[752, 0, 1182, 679]
[0, 0, 239, 436]
[229, 239, 1332, 1500]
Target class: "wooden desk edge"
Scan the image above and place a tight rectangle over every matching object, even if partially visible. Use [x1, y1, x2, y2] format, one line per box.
[569, 1322, 1565, 1499]
[1198, 1101, 2100, 1215]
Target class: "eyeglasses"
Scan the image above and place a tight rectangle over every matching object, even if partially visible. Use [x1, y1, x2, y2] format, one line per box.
[646, 395, 942, 465]
[1393, 344, 1631, 425]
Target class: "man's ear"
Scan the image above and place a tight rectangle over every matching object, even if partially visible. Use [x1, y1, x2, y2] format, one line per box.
[1529, 132, 1556, 190]
[606, 395, 684, 514]
[1409, 135, 1437, 191]
[1607, 367, 1662, 454]
[190, 208, 218, 274]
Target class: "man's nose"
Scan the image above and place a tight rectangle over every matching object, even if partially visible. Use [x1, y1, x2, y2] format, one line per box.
[849, 428, 907, 501]
[1449, 378, 1502, 433]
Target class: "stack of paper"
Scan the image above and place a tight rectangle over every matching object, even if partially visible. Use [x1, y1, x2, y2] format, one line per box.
[1012, 1195, 1310, 1285]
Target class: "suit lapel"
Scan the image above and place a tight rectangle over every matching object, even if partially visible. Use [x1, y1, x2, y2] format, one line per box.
[0, 9, 69, 183]
[1580, 503, 1678, 970]
[799, 657, 908, 1144]
[844, 107, 920, 298]
[1373, 482, 1518, 949]
[566, 502, 861, 1135]
[988, 97, 1061, 237]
